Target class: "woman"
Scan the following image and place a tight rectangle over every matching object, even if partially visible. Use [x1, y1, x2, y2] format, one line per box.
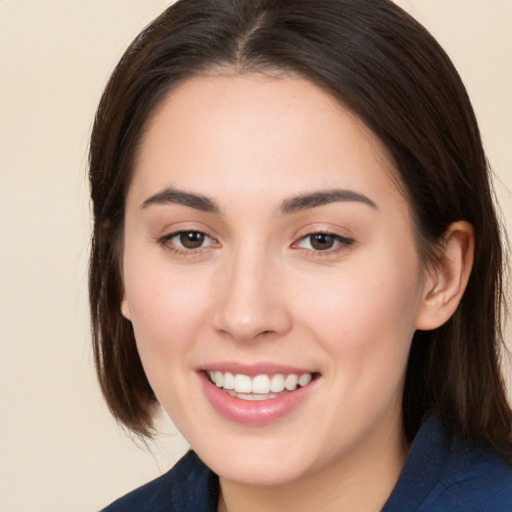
[89, 0, 512, 510]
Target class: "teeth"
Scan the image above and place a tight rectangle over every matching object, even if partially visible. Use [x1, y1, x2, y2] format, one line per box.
[284, 374, 299, 391]
[208, 371, 314, 396]
[252, 374, 270, 394]
[223, 372, 235, 390]
[234, 374, 252, 393]
[270, 374, 285, 393]
[214, 371, 223, 387]
[298, 373, 312, 386]
[232, 392, 279, 401]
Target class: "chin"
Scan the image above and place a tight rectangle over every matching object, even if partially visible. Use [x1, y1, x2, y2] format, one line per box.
[189, 428, 324, 487]
[211, 454, 311, 487]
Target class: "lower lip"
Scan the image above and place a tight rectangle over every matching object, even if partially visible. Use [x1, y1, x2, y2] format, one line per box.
[200, 373, 318, 426]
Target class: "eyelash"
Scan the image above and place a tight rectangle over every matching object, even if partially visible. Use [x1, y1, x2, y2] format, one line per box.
[157, 230, 354, 256]
[157, 230, 218, 256]
[293, 231, 355, 256]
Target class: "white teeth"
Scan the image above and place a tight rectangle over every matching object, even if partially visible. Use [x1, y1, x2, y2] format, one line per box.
[298, 373, 312, 386]
[214, 371, 223, 387]
[208, 371, 314, 396]
[284, 374, 299, 391]
[252, 374, 270, 394]
[234, 374, 252, 393]
[270, 374, 285, 393]
[222, 372, 235, 390]
[234, 393, 278, 401]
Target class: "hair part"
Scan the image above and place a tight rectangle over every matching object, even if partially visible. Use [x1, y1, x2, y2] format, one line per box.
[89, 0, 511, 452]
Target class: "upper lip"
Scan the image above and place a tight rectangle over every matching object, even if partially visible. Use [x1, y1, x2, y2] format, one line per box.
[198, 361, 318, 377]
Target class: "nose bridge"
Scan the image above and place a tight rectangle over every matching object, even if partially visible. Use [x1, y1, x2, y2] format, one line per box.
[212, 239, 291, 342]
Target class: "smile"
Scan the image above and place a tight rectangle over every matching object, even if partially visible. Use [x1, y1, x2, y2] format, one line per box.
[200, 367, 320, 425]
[207, 371, 313, 400]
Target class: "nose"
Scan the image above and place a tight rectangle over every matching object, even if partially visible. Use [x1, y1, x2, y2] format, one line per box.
[212, 246, 292, 343]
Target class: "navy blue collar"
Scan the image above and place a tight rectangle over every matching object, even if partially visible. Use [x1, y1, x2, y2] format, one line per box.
[102, 415, 512, 511]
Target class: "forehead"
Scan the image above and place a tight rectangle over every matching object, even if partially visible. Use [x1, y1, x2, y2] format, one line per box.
[130, 73, 405, 214]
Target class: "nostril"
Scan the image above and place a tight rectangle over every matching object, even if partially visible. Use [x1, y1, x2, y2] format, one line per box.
[254, 329, 280, 340]
[212, 293, 293, 342]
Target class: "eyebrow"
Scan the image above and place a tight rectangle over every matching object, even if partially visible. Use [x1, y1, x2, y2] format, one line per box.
[279, 189, 377, 214]
[140, 187, 377, 214]
[141, 188, 220, 213]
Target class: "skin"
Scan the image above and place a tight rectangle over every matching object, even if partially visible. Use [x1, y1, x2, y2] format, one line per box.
[121, 74, 474, 512]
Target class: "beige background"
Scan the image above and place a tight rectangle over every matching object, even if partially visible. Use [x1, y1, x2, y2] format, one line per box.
[0, 1, 510, 511]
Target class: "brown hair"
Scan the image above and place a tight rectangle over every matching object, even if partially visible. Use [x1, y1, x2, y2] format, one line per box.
[89, 0, 511, 452]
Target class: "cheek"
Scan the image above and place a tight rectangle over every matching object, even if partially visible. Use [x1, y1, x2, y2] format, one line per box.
[293, 244, 423, 377]
[122, 247, 213, 365]
[124, 266, 214, 422]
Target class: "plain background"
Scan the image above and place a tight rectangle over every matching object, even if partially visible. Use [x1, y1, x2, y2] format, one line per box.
[0, 1, 510, 510]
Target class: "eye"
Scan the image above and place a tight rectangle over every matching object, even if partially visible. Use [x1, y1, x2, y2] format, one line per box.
[159, 230, 217, 252]
[176, 231, 208, 249]
[296, 232, 354, 252]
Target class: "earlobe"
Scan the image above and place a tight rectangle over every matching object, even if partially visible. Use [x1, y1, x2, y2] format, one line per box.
[121, 296, 132, 321]
[415, 221, 475, 331]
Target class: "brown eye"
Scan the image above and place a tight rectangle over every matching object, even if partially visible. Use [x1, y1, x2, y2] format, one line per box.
[309, 233, 336, 250]
[296, 232, 354, 253]
[179, 231, 205, 249]
[159, 230, 217, 253]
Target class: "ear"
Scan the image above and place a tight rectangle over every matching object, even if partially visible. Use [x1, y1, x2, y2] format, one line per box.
[121, 296, 132, 321]
[415, 221, 475, 331]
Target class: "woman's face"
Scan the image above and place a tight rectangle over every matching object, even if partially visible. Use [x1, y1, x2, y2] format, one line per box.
[122, 74, 429, 486]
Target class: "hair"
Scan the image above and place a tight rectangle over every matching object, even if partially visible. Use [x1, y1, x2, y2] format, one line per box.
[89, 0, 511, 453]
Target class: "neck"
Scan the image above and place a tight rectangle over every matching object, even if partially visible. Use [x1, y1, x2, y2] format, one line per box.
[218, 421, 408, 512]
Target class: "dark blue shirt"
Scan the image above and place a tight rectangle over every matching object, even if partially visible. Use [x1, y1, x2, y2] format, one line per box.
[101, 417, 512, 511]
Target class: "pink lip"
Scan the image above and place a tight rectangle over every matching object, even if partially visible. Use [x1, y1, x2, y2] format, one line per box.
[198, 370, 320, 426]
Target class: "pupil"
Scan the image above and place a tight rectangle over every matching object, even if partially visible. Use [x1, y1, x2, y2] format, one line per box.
[311, 233, 334, 250]
[180, 231, 204, 249]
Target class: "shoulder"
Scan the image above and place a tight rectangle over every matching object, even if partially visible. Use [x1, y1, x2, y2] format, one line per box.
[383, 416, 512, 512]
[421, 438, 512, 512]
[100, 451, 219, 512]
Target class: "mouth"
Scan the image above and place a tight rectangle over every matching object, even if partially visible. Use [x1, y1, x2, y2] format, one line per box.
[199, 365, 321, 425]
[205, 370, 319, 401]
